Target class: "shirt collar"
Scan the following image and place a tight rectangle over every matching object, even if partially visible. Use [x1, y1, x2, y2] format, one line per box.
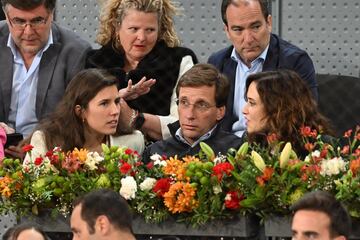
[175, 124, 218, 147]
[231, 44, 270, 65]
[7, 29, 54, 59]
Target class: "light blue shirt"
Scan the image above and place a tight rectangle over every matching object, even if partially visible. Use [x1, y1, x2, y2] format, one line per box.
[175, 124, 217, 148]
[231, 45, 269, 137]
[7, 30, 53, 137]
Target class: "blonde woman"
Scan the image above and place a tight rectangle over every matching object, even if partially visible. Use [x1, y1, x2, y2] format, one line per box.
[86, 0, 197, 141]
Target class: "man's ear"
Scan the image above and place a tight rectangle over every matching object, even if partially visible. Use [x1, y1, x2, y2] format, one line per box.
[216, 106, 226, 121]
[95, 215, 111, 235]
[334, 235, 346, 240]
[266, 14, 272, 33]
[224, 24, 231, 40]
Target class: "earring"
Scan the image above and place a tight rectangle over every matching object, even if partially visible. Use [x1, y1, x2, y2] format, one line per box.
[82, 118, 85, 123]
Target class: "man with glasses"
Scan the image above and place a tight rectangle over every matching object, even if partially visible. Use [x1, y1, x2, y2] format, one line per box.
[142, 63, 242, 163]
[0, 0, 91, 157]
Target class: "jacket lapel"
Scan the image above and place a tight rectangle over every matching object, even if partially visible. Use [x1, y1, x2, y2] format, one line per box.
[36, 24, 61, 118]
[0, 23, 14, 121]
[263, 34, 279, 71]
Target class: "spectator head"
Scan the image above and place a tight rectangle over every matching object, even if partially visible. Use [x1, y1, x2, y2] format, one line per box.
[290, 191, 351, 240]
[221, 0, 272, 66]
[96, 0, 180, 51]
[243, 69, 331, 150]
[2, 223, 49, 240]
[71, 189, 135, 240]
[175, 63, 229, 144]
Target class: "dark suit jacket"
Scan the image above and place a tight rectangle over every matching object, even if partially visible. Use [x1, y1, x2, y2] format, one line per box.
[142, 121, 243, 164]
[0, 21, 91, 127]
[208, 33, 317, 131]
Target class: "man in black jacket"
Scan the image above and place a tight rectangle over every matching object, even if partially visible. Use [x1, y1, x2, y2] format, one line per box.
[208, 0, 317, 137]
[142, 63, 243, 163]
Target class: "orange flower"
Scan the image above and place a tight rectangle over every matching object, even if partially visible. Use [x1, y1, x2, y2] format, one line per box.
[72, 148, 88, 163]
[163, 182, 198, 213]
[256, 167, 274, 186]
[163, 156, 199, 181]
[350, 158, 360, 176]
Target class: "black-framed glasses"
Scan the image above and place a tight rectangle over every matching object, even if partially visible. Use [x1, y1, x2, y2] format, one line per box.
[6, 13, 49, 30]
[176, 99, 216, 112]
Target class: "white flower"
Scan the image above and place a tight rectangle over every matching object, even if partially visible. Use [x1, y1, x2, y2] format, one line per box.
[119, 176, 137, 200]
[311, 150, 320, 158]
[150, 153, 167, 166]
[214, 155, 227, 165]
[150, 153, 162, 161]
[225, 193, 232, 201]
[213, 185, 222, 195]
[320, 157, 346, 176]
[140, 177, 157, 191]
[85, 152, 104, 170]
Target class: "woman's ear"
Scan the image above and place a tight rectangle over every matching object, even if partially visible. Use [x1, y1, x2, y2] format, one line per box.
[75, 105, 82, 117]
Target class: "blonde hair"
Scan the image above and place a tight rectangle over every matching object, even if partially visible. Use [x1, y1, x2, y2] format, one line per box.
[96, 0, 180, 49]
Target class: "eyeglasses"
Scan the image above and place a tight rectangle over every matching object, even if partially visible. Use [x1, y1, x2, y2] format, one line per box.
[176, 99, 216, 112]
[6, 13, 49, 30]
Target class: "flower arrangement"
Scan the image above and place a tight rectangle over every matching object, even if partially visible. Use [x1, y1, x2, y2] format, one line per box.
[0, 126, 359, 225]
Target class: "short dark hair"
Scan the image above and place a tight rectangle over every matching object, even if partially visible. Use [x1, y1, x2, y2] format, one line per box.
[221, 0, 270, 25]
[73, 189, 133, 235]
[2, 223, 49, 240]
[1, 0, 56, 12]
[290, 191, 351, 239]
[176, 63, 229, 107]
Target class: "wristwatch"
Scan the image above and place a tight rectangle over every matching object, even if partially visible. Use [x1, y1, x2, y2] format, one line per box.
[134, 112, 145, 130]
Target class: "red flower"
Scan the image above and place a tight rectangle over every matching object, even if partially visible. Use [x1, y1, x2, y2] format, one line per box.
[22, 144, 34, 153]
[50, 154, 59, 165]
[120, 162, 132, 174]
[300, 126, 317, 138]
[34, 157, 43, 166]
[146, 162, 154, 169]
[224, 191, 244, 210]
[212, 162, 234, 181]
[125, 148, 133, 155]
[153, 178, 171, 197]
[344, 129, 353, 138]
[45, 150, 53, 157]
[341, 145, 350, 155]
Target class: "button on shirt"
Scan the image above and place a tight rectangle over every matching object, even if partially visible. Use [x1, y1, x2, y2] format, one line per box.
[7, 31, 53, 137]
[231, 45, 269, 137]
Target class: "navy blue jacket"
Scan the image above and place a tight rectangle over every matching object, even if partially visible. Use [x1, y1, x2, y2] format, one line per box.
[142, 121, 243, 164]
[208, 33, 317, 132]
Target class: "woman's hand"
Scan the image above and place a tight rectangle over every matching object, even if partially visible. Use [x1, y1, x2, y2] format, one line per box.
[0, 122, 15, 134]
[119, 77, 156, 100]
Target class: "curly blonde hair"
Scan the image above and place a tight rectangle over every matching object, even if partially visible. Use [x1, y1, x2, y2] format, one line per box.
[96, 0, 180, 49]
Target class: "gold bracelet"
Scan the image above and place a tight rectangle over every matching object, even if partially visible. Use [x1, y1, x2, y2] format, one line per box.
[128, 109, 138, 129]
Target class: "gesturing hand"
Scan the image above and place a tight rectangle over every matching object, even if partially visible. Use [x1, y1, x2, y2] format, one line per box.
[119, 77, 156, 100]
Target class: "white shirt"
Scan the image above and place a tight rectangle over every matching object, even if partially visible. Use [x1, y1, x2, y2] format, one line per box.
[231, 45, 269, 137]
[7, 30, 53, 137]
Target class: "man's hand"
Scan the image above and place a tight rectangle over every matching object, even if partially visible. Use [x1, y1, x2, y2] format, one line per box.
[119, 77, 156, 100]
